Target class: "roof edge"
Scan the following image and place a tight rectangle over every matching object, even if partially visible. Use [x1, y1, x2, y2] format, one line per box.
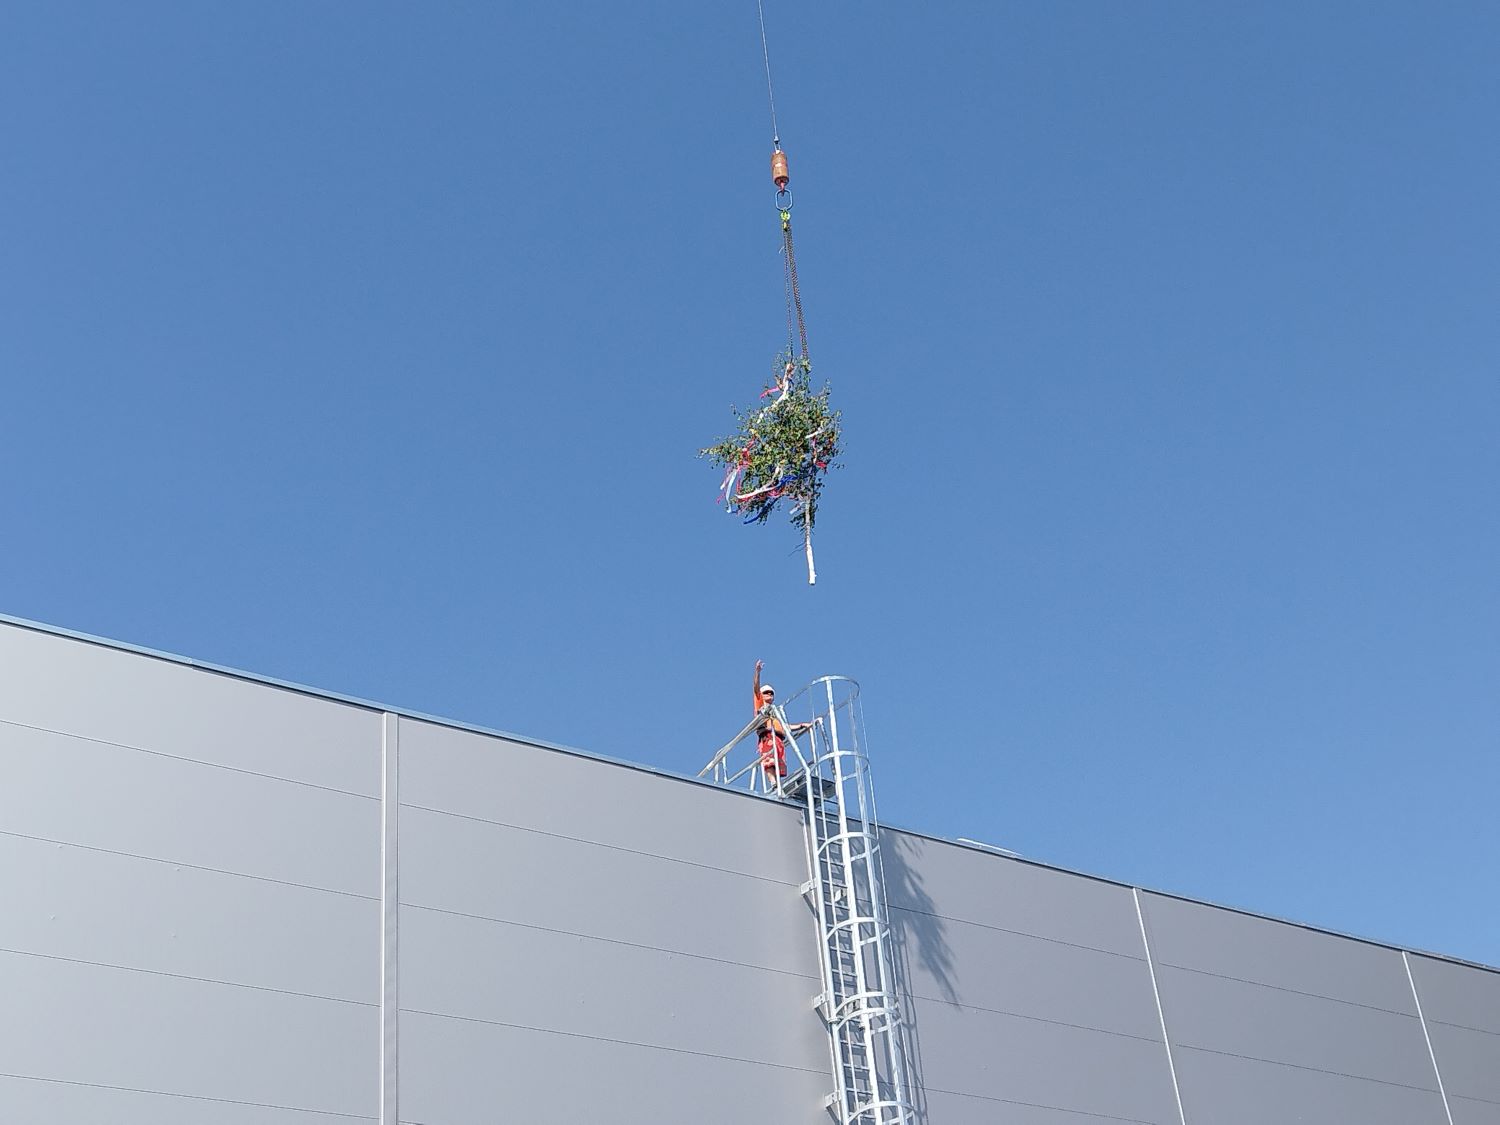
[2, 609, 1494, 977]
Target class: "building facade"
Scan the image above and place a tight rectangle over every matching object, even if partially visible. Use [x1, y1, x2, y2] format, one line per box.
[1, 615, 1496, 1124]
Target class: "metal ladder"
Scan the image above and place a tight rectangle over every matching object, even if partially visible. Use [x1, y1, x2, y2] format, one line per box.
[793, 677, 914, 1125]
[698, 676, 915, 1123]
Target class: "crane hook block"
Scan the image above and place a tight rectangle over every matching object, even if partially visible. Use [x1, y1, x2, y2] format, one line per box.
[771, 148, 789, 190]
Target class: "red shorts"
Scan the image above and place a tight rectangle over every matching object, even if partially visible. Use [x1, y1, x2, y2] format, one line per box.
[758, 731, 787, 776]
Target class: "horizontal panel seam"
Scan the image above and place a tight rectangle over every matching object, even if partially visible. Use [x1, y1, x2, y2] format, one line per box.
[909, 1082, 1164, 1124]
[1426, 1017, 1500, 1039]
[890, 903, 1146, 962]
[401, 1006, 826, 1075]
[1156, 960, 1421, 1018]
[403, 901, 819, 980]
[909, 995, 1162, 1045]
[404, 902, 1153, 1039]
[0, 1070, 374, 1119]
[0, 946, 377, 1010]
[0, 828, 380, 902]
[400, 801, 800, 887]
[1176, 1042, 1441, 1094]
[0, 716, 379, 801]
[1449, 1092, 1500, 1107]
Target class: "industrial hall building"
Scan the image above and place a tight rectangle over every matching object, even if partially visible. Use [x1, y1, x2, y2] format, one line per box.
[1, 614, 1496, 1124]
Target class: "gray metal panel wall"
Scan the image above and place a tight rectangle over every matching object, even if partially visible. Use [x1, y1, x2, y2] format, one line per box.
[397, 716, 830, 1125]
[1408, 954, 1500, 1124]
[5, 618, 1500, 1125]
[883, 831, 1181, 1125]
[1141, 890, 1449, 1125]
[0, 623, 381, 1122]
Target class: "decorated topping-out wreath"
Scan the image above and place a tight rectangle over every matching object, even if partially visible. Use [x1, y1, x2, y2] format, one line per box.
[701, 354, 841, 584]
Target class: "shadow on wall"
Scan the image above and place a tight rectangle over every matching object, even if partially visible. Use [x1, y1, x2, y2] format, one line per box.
[883, 831, 959, 1004]
[882, 831, 960, 1125]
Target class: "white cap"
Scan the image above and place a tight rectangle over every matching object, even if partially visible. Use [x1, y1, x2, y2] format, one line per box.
[760, 684, 776, 696]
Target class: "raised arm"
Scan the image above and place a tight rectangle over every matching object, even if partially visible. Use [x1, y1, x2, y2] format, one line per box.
[752, 659, 764, 711]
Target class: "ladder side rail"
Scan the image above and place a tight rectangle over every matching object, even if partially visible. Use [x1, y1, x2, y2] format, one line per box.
[825, 681, 914, 1123]
[817, 722, 871, 1119]
[821, 748, 867, 1114]
[819, 688, 860, 995]
[774, 702, 815, 775]
[830, 884, 865, 1105]
[842, 725, 892, 1123]
[821, 678, 887, 1125]
[802, 715, 852, 1122]
[849, 768, 901, 1109]
[806, 811, 849, 1116]
[829, 755, 883, 1115]
[829, 714, 911, 1117]
[849, 699, 914, 1117]
[825, 854, 860, 1025]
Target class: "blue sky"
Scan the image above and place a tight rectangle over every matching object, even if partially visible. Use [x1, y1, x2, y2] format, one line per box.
[3, 3, 1496, 966]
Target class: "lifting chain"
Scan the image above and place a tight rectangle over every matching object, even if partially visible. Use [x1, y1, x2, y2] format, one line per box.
[773, 148, 809, 365]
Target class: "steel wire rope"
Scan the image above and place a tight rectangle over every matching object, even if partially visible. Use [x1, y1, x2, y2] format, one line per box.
[756, 0, 781, 148]
[757, 0, 809, 363]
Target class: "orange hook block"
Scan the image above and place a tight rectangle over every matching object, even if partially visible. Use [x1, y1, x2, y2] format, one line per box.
[771, 148, 789, 190]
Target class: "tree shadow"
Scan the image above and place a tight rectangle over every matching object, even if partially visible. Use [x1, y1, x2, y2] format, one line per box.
[882, 830, 959, 1003]
[881, 830, 960, 1124]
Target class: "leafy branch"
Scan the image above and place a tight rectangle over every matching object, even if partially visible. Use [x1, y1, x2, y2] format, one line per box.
[701, 354, 842, 582]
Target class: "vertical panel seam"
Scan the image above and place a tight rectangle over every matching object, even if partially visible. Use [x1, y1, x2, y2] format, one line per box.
[1403, 951, 1455, 1125]
[380, 713, 400, 1125]
[1134, 889, 1188, 1125]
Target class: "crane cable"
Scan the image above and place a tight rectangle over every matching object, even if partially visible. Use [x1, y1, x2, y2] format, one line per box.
[757, 0, 809, 366]
[756, 0, 780, 151]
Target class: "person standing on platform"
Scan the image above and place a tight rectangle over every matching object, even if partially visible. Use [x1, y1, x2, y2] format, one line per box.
[753, 660, 810, 784]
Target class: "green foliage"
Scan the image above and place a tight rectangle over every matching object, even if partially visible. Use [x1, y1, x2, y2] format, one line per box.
[701, 354, 842, 533]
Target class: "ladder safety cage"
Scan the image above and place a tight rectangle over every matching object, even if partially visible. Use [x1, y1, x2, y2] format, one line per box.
[700, 676, 915, 1125]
